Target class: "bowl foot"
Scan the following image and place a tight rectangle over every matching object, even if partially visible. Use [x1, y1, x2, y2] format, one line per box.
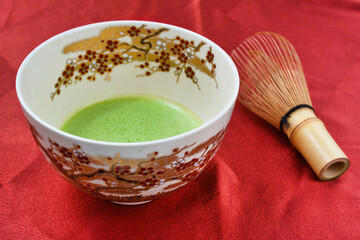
[111, 200, 152, 205]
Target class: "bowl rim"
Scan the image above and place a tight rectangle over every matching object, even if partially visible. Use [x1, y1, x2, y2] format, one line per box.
[16, 20, 239, 147]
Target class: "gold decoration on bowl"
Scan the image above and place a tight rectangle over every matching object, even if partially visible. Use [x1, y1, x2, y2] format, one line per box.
[29, 124, 226, 203]
[51, 25, 218, 101]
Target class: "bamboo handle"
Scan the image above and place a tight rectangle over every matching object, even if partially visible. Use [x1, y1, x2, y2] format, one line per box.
[283, 108, 350, 181]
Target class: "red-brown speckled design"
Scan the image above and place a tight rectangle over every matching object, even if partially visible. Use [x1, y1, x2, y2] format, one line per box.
[29, 124, 226, 203]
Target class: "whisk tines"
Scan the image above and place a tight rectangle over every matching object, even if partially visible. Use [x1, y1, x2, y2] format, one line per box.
[231, 32, 312, 129]
[231, 32, 350, 181]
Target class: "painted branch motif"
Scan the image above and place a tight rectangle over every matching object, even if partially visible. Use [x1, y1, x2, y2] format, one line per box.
[51, 25, 217, 101]
[29, 124, 226, 202]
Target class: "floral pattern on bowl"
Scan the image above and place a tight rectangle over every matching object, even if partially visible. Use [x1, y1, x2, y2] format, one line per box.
[51, 25, 218, 100]
[29, 124, 226, 203]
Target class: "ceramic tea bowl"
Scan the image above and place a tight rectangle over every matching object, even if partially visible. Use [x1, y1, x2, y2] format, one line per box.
[16, 21, 239, 205]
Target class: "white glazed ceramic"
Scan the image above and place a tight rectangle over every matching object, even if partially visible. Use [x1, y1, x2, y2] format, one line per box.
[16, 21, 239, 204]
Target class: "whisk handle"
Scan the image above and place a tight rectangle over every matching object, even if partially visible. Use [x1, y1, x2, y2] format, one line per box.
[284, 108, 350, 181]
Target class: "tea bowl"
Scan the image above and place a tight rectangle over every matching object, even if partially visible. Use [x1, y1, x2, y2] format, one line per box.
[16, 21, 239, 205]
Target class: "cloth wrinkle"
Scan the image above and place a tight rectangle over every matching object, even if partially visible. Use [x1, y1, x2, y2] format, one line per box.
[0, 0, 13, 30]
[7, 153, 43, 186]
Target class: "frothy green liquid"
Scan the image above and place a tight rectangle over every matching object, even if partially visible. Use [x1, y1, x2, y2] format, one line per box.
[61, 96, 202, 143]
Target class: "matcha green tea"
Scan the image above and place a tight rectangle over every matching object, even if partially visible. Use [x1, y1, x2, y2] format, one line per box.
[61, 96, 202, 142]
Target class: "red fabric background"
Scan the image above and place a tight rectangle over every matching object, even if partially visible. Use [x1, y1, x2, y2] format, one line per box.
[1, 0, 359, 239]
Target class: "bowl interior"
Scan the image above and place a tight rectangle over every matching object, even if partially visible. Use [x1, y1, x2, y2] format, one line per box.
[17, 21, 238, 131]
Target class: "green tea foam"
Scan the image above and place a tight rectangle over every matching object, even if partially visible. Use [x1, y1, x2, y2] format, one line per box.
[61, 95, 202, 143]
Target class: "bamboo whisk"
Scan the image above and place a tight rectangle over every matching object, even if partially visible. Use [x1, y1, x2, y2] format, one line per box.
[232, 32, 349, 181]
